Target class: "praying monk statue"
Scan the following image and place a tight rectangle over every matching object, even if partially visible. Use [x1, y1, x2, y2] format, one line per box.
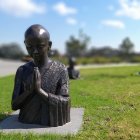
[11, 24, 70, 127]
[67, 57, 80, 79]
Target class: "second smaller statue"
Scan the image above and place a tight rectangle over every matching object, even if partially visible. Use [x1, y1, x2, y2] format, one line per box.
[67, 57, 80, 79]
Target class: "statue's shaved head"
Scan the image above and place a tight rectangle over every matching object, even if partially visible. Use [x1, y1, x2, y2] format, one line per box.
[25, 24, 50, 40]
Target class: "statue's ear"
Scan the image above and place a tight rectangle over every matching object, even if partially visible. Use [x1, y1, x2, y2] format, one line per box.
[24, 40, 28, 47]
[48, 41, 52, 50]
[24, 40, 26, 46]
[49, 41, 52, 47]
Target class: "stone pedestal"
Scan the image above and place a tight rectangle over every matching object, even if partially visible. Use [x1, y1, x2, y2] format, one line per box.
[0, 108, 84, 135]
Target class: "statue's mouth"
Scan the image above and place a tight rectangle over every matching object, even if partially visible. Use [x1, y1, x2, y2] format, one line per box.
[33, 54, 40, 60]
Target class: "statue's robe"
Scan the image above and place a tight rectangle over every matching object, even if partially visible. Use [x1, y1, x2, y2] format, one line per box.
[12, 60, 70, 126]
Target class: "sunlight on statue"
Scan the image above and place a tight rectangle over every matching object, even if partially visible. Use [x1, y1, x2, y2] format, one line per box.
[11, 24, 70, 126]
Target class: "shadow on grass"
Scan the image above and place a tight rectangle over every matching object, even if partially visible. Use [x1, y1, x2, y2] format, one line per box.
[0, 113, 10, 122]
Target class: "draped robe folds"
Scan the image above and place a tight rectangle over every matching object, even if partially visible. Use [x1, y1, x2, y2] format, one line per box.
[12, 61, 70, 127]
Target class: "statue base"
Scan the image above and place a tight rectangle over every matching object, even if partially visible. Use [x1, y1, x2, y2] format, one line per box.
[0, 108, 84, 135]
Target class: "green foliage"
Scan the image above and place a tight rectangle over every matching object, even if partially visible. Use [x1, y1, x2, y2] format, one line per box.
[0, 75, 14, 121]
[86, 46, 120, 58]
[119, 37, 134, 54]
[1, 66, 140, 139]
[51, 56, 123, 65]
[0, 43, 25, 60]
[66, 30, 90, 57]
[130, 56, 140, 62]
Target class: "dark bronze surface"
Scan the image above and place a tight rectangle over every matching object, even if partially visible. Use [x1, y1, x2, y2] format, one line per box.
[11, 24, 70, 126]
[67, 57, 80, 79]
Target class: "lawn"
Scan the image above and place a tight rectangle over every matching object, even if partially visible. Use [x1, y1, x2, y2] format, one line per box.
[0, 66, 140, 139]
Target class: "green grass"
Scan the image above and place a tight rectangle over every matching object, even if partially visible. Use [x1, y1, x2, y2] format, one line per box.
[1, 66, 140, 139]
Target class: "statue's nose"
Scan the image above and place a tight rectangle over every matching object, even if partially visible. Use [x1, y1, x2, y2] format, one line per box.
[33, 48, 38, 54]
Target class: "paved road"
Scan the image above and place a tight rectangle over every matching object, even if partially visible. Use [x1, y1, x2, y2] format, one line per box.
[0, 59, 140, 77]
[76, 63, 140, 69]
[0, 59, 25, 77]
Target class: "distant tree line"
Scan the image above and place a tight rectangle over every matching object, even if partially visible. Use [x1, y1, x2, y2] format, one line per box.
[0, 31, 139, 64]
[85, 37, 134, 60]
[66, 30, 90, 57]
[65, 31, 139, 63]
[44, 32, 140, 64]
[0, 43, 25, 60]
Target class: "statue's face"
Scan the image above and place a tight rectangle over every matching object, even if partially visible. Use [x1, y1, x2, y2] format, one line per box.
[25, 36, 50, 62]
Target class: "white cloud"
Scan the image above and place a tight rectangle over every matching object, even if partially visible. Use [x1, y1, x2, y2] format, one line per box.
[66, 17, 77, 25]
[102, 20, 125, 29]
[0, 0, 46, 17]
[53, 2, 77, 16]
[116, 0, 140, 20]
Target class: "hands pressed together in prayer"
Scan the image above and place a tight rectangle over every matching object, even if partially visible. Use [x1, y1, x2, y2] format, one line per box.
[24, 67, 48, 97]
[34, 67, 41, 93]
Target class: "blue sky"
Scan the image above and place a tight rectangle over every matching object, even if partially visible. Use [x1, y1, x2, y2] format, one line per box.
[0, 0, 140, 54]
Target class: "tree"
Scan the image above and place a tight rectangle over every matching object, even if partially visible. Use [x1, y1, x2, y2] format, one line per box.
[0, 43, 25, 60]
[87, 46, 120, 57]
[119, 37, 134, 54]
[65, 30, 90, 57]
